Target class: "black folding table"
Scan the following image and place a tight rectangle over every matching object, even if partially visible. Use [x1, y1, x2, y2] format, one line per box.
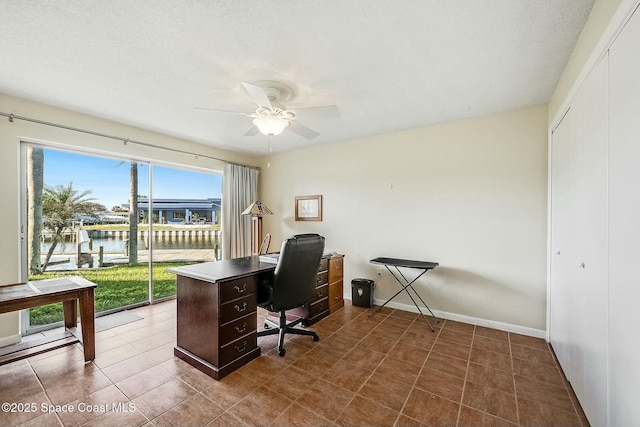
[370, 257, 440, 331]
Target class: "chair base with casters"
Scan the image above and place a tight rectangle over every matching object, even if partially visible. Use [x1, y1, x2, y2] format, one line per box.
[257, 311, 319, 356]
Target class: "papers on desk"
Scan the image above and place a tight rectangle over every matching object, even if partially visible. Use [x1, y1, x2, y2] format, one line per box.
[259, 253, 280, 264]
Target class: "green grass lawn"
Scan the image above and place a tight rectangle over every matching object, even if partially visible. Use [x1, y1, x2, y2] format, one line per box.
[28, 262, 195, 326]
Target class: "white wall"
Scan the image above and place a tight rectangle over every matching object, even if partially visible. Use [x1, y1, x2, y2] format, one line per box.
[260, 105, 549, 333]
[0, 92, 260, 343]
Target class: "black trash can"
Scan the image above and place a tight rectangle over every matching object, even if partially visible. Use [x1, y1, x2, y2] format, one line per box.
[351, 278, 375, 308]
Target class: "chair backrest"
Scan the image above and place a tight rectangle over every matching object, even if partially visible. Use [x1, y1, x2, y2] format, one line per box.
[271, 233, 325, 312]
[259, 233, 271, 255]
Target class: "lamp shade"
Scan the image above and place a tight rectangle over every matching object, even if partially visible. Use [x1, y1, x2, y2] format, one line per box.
[242, 201, 274, 216]
[253, 115, 289, 136]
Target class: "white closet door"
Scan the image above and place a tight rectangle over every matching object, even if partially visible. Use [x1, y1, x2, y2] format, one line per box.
[550, 52, 609, 426]
[572, 53, 609, 427]
[549, 107, 577, 376]
[608, 6, 640, 427]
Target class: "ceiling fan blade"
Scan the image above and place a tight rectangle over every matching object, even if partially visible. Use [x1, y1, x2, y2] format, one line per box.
[287, 121, 320, 139]
[193, 107, 249, 116]
[290, 105, 340, 119]
[241, 82, 272, 109]
[243, 125, 259, 136]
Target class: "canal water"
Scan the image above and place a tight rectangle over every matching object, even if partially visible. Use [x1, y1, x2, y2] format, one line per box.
[41, 234, 220, 270]
[42, 236, 218, 253]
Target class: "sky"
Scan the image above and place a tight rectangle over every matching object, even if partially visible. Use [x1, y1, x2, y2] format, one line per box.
[43, 149, 222, 210]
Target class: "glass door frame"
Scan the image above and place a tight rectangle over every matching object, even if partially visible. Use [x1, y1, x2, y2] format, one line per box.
[18, 141, 155, 335]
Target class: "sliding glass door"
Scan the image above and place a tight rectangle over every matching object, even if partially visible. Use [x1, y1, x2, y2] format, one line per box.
[149, 164, 222, 302]
[22, 143, 221, 333]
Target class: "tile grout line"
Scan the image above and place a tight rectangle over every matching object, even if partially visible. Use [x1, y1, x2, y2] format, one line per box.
[383, 310, 424, 427]
[329, 307, 393, 424]
[509, 332, 521, 427]
[310, 306, 420, 425]
[546, 341, 586, 423]
[454, 323, 475, 427]
[26, 358, 64, 427]
[258, 306, 389, 426]
[395, 314, 442, 426]
[268, 340, 334, 426]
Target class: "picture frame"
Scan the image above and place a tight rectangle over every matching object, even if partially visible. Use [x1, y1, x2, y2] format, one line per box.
[295, 195, 323, 221]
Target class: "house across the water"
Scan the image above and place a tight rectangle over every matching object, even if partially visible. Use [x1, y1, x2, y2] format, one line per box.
[121, 198, 221, 225]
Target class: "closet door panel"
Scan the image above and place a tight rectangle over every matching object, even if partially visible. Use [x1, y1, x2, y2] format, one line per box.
[573, 53, 609, 427]
[609, 7, 640, 427]
[549, 106, 578, 378]
[550, 52, 609, 427]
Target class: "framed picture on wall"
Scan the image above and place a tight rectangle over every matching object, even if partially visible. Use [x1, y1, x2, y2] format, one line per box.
[295, 195, 323, 221]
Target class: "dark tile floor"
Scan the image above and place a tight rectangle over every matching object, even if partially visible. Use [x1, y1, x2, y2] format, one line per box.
[0, 300, 589, 426]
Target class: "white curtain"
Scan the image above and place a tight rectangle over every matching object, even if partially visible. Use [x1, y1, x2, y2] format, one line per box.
[222, 163, 258, 259]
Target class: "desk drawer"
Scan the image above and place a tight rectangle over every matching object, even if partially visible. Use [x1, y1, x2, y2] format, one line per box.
[314, 283, 329, 301]
[329, 281, 343, 307]
[318, 257, 329, 272]
[316, 271, 328, 287]
[220, 276, 257, 302]
[220, 294, 256, 323]
[329, 257, 344, 282]
[219, 333, 257, 366]
[309, 296, 329, 319]
[219, 313, 257, 347]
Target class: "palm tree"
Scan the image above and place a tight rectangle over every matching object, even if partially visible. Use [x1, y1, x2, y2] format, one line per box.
[27, 146, 44, 274]
[115, 161, 139, 264]
[128, 162, 138, 264]
[41, 182, 105, 271]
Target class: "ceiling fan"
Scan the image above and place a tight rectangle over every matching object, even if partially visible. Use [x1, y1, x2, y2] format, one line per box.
[195, 80, 339, 139]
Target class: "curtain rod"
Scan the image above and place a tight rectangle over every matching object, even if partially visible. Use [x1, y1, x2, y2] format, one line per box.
[1, 111, 259, 170]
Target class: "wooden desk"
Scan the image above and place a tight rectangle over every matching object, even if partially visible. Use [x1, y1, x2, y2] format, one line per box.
[168, 256, 276, 380]
[0, 276, 97, 364]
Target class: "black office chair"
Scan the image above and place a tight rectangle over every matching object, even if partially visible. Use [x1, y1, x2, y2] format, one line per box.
[257, 233, 325, 356]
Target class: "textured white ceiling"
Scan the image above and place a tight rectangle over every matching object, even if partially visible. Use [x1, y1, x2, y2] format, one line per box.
[0, 0, 594, 155]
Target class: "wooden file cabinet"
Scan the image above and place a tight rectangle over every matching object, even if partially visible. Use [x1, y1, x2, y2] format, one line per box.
[329, 254, 345, 313]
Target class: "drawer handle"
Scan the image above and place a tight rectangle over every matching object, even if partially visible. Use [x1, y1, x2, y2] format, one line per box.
[234, 283, 247, 293]
[235, 341, 248, 353]
[234, 302, 247, 312]
[317, 292, 323, 298]
[234, 323, 247, 334]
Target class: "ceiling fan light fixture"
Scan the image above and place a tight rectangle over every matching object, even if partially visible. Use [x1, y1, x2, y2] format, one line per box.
[253, 115, 289, 136]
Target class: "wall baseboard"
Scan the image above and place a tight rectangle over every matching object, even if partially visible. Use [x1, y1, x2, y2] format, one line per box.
[347, 298, 546, 339]
[0, 333, 21, 349]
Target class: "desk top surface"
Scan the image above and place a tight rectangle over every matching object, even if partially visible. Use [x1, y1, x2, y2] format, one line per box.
[167, 256, 276, 283]
[370, 257, 439, 270]
[0, 276, 96, 303]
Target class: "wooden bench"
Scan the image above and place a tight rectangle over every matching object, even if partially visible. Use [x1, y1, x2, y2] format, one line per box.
[0, 276, 96, 365]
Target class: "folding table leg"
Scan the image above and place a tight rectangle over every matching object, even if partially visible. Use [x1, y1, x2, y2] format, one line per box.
[368, 265, 439, 332]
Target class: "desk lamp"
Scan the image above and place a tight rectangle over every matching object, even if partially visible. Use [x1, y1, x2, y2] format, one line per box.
[242, 201, 273, 255]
